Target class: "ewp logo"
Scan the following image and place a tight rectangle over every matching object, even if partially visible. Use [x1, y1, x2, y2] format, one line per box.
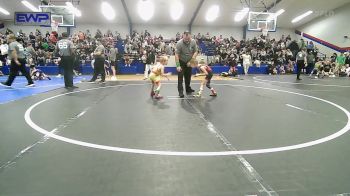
[15, 12, 51, 26]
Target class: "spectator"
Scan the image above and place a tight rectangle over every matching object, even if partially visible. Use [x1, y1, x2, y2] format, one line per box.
[241, 51, 252, 75]
[345, 52, 350, 66]
[144, 48, 155, 80]
[331, 53, 337, 63]
[109, 45, 117, 80]
[89, 40, 106, 83]
[0, 39, 8, 65]
[336, 52, 346, 71]
[306, 51, 316, 74]
[307, 41, 314, 51]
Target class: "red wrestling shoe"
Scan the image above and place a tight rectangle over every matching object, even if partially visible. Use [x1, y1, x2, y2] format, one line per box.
[154, 94, 163, 99]
[210, 90, 217, 97]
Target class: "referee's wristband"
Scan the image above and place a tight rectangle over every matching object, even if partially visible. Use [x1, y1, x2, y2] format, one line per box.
[176, 62, 180, 67]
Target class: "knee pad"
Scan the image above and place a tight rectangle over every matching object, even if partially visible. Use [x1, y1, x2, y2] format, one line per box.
[206, 83, 211, 89]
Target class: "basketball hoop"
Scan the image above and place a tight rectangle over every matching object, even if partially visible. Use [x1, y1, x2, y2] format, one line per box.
[51, 20, 59, 32]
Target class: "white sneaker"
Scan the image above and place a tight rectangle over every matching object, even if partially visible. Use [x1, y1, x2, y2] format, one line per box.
[56, 74, 62, 78]
[111, 76, 117, 81]
[26, 83, 35, 87]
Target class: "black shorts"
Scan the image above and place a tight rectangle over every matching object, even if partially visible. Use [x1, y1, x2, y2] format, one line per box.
[110, 60, 116, 66]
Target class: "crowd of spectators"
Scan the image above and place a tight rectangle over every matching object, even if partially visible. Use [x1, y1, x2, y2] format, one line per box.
[0, 27, 349, 77]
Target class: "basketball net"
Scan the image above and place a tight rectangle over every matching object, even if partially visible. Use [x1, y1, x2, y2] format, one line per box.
[51, 20, 59, 32]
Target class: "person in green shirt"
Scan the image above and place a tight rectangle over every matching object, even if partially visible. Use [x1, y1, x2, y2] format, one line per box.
[336, 52, 346, 65]
[41, 41, 49, 51]
[336, 52, 346, 76]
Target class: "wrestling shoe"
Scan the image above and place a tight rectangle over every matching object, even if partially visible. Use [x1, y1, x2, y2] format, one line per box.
[0, 82, 11, 88]
[210, 90, 217, 97]
[25, 83, 35, 87]
[186, 88, 195, 93]
[193, 92, 202, 98]
[154, 94, 163, 99]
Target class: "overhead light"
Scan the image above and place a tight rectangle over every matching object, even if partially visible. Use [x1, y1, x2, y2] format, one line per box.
[206, 5, 220, 22]
[66, 2, 82, 17]
[267, 9, 285, 21]
[170, 0, 184, 21]
[101, 2, 115, 20]
[292, 11, 313, 23]
[275, 9, 285, 17]
[234, 8, 249, 22]
[138, 0, 154, 21]
[22, 0, 40, 12]
[0, 7, 10, 15]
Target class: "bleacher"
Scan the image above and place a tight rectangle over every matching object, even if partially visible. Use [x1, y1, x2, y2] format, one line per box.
[198, 40, 216, 56]
[1, 62, 276, 76]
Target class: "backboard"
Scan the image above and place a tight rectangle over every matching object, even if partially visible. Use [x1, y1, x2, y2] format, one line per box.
[39, 5, 75, 27]
[248, 11, 277, 32]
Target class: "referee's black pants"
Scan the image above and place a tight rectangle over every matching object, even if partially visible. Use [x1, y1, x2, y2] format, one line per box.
[60, 56, 74, 87]
[178, 60, 193, 94]
[296, 60, 304, 79]
[5, 58, 34, 86]
[90, 57, 105, 82]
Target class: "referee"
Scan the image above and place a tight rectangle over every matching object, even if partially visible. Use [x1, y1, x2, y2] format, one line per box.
[55, 32, 77, 88]
[0, 34, 34, 87]
[296, 47, 307, 80]
[175, 31, 198, 98]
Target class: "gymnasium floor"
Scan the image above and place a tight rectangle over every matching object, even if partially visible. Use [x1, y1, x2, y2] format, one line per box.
[0, 75, 350, 196]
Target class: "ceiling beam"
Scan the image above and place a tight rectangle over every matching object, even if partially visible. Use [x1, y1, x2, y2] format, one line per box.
[265, 0, 282, 12]
[188, 0, 205, 32]
[121, 0, 133, 35]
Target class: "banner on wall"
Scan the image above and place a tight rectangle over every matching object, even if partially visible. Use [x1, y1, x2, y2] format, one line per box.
[14, 12, 51, 26]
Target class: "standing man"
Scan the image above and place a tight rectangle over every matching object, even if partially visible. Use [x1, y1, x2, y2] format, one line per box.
[175, 31, 198, 98]
[144, 47, 155, 80]
[55, 32, 77, 89]
[242, 51, 252, 75]
[336, 52, 346, 76]
[296, 47, 307, 80]
[306, 50, 315, 75]
[345, 52, 350, 67]
[0, 34, 34, 87]
[89, 40, 106, 83]
[109, 45, 117, 81]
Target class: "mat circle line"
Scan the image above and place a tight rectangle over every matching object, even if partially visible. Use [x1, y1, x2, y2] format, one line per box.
[24, 83, 350, 156]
